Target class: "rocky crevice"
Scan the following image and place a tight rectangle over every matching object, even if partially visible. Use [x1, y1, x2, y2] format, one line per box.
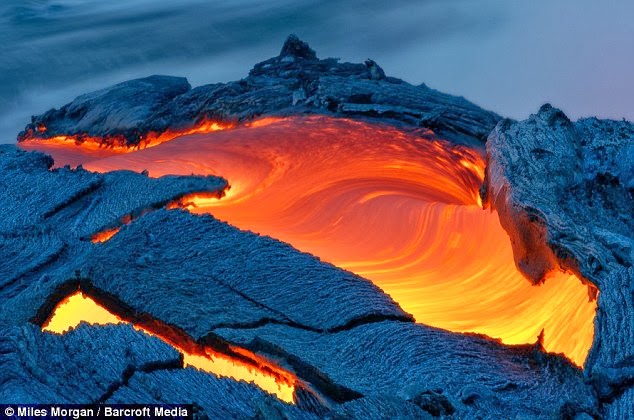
[32, 280, 350, 408]
[34, 278, 413, 407]
[95, 355, 184, 404]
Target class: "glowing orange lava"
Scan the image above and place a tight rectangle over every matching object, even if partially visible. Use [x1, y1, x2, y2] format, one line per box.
[141, 119, 234, 148]
[26, 116, 596, 366]
[19, 118, 234, 168]
[91, 227, 121, 243]
[43, 292, 296, 403]
[166, 192, 226, 210]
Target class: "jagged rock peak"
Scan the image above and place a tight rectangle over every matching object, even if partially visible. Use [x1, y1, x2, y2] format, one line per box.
[364, 59, 386, 80]
[19, 34, 502, 147]
[536, 103, 573, 127]
[279, 34, 317, 60]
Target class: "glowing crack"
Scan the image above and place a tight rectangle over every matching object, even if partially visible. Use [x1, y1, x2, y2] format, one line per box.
[43, 292, 296, 403]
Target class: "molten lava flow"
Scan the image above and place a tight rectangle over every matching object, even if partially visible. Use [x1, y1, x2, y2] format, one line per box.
[30, 116, 596, 366]
[43, 292, 296, 403]
[19, 118, 234, 168]
[166, 192, 226, 210]
[140, 119, 234, 149]
[19, 135, 128, 167]
[43, 292, 123, 332]
[91, 227, 121, 243]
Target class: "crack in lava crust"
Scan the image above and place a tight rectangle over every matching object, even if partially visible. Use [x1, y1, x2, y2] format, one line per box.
[26, 116, 596, 366]
[42, 291, 297, 403]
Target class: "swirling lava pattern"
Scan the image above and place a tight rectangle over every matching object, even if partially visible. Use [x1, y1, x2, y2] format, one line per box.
[31, 116, 596, 366]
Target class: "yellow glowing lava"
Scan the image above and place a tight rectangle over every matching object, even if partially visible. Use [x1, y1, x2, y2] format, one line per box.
[27, 116, 596, 366]
[43, 292, 295, 403]
[43, 292, 123, 332]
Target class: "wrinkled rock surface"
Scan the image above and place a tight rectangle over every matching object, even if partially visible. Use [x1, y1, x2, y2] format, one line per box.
[0, 324, 181, 404]
[19, 35, 500, 148]
[483, 104, 634, 418]
[483, 104, 633, 286]
[0, 144, 599, 417]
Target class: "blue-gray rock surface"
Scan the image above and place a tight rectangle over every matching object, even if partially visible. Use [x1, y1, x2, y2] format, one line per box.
[216, 321, 596, 418]
[0, 145, 227, 327]
[0, 142, 600, 418]
[483, 105, 633, 286]
[483, 104, 634, 418]
[0, 324, 181, 404]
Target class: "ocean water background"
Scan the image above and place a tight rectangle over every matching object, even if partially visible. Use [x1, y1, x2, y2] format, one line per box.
[1, 0, 632, 142]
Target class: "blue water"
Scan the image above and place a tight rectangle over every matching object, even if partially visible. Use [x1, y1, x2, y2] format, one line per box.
[1, 0, 632, 142]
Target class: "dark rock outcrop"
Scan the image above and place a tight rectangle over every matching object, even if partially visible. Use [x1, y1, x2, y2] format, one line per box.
[18, 36, 500, 147]
[0, 144, 226, 238]
[0, 145, 227, 325]
[87, 209, 411, 336]
[483, 104, 633, 286]
[279, 34, 317, 60]
[482, 104, 634, 417]
[19, 76, 190, 144]
[586, 267, 634, 418]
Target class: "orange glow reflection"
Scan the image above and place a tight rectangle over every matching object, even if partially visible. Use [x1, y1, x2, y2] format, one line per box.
[30, 116, 596, 366]
[43, 292, 296, 403]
